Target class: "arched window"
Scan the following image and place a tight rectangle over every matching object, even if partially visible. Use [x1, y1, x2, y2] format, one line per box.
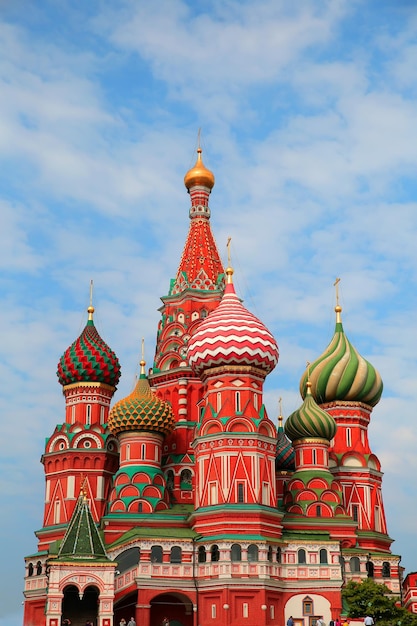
[366, 559, 374, 578]
[170, 546, 182, 564]
[268, 546, 273, 562]
[211, 545, 220, 562]
[276, 547, 282, 563]
[350, 556, 360, 572]
[319, 549, 328, 564]
[36, 561, 42, 575]
[339, 555, 346, 575]
[198, 546, 206, 563]
[166, 470, 174, 491]
[298, 549, 306, 564]
[231, 544, 241, 562]
[180, 469, 192, 489]
[28, 563, 34, 577]
[151, 545, 163, 563]
[247, 544, 258, 562]
[382, 561, 391, 578]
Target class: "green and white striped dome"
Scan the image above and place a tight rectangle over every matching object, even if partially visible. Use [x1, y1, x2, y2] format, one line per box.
[285, 383, 337, 442]
[300, 305, 383, 407]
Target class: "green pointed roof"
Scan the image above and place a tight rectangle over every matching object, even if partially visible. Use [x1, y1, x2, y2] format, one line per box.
[300, 305, 383, 407]
[57, 492, 109, 560]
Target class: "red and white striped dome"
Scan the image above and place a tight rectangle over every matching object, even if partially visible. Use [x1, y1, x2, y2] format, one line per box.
[187, 270, 279, 376]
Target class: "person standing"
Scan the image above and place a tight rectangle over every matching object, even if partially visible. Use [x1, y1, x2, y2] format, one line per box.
[128, 618, 136, 626]
[120, 619, 127, 626]
[364, 616, 374, 626]
[287, 616, 294, 626]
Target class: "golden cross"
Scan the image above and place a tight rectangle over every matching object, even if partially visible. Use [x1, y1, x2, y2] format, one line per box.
[334, 277, 341, 307]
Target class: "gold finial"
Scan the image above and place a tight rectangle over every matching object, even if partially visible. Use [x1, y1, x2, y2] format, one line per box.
[87, 279, 94, 320]
[306, 361, 312, 393]
[278, 397, 283, 426]
[184, 136, 215, 190]
[334, 277, 342, 322]
[140, 338, 146, 376]
[226, 237, 234, 284]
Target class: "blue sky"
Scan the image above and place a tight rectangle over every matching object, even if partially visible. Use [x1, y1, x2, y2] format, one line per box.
[2, 1, 417, 624]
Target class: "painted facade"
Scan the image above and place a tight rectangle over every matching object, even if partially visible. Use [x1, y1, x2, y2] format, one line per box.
[24, 149, 405, 626]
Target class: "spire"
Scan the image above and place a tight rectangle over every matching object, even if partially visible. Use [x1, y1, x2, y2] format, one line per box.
[170, 146, 224, 296]
[57, 487, 108, 560]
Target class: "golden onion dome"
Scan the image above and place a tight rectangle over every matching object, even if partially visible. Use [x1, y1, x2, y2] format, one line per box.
[184, 148, 215, 191]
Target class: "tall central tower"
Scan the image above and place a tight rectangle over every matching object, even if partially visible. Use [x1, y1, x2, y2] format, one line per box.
[149, 148, 225, 504]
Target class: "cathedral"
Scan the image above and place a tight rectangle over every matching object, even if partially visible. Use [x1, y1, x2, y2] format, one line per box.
[23, 148, 403, 626]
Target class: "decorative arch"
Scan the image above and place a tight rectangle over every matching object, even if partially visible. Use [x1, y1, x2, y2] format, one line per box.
[200, 419, 223, 436]
[226, 418, 253, 433]
[307, 477, 328, 490]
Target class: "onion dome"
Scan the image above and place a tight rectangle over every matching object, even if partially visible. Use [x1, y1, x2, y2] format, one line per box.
[300, 304, 383, 407]
[184, 147, 215, 190]
[57, 305, 120, 387]
[285, 382, 337, 442]
[187, 266, 279, 376]
[276, 414, 295, 471]
[108, 360, 175, 436]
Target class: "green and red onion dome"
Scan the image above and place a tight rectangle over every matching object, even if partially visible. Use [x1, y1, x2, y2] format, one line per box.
[108, 362, 175, 436]
[187, 267, 279, 376]
[57, 306, 121, 387]
[285, 382, 337, 442]
[299, 305, 383, 407]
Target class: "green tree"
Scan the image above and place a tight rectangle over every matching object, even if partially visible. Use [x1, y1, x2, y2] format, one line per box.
[342, 579, 399, 622]
[342, 579, 417, 626]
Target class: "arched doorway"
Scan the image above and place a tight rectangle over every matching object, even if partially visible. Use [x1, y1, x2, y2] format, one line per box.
[61, 584, 99, 624]
[150, 592, 194, 626]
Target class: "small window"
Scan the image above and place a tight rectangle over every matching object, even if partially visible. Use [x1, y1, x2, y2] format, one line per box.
[276, 547, 282, 563]
[235, 391, 241, 412]
[303, 597, 313, 615]
[211, 545, 220, 562]
[180, 469, 192, 489]
[248, 544, 258, 562]
[346, 427, 352, 447]
[382, 561, 391, 578]
[237, 483, 245, 503]
[198, 546, 206, 563]
[319, 549, 328, 564]
[36, 561, 42, 576]
[166, 470, 174, 491]
[231, 544, 242, 562]
[170, 546, 182, 564]
[352, 504, 359, 522]
[298, 549, 306, 564]
[267, 546, 273, 562]
[312, 449, 317, 464]
[316, 505, 322, 517]
[151, 545, 163, 563]
[28, 563, 34, 577]
[86, 404, 91, 424]
[367, 559, 374, 578]
[350, 556, 360, 572]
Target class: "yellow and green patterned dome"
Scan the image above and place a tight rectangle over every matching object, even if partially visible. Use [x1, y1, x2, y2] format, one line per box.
[108, 361, 175, 436]
[285, 382, 337, 442]
[300, 305, 383, 407]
